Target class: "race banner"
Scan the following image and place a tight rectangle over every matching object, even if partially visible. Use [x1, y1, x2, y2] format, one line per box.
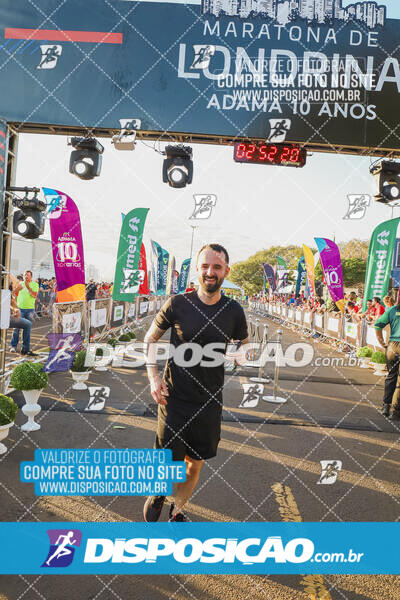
[151, 240, 165, 296]
[295, 257, 306, 297]
[43, 188, 85, 303]
[263, 263, 276, 292]
[112, 208, 149, 302]
[315, 238, 345, 312]
[302, 244, 316, 300]
[161, 248, 170, 295]
[2, 1, 400, 153]
[166, 254, 175, 296]
[178, 258, 191, 293]
[276, 256, 288, 289]
[139, 244, 150, 295]
[172, 270, 179, 295]
[43, 333, 81, 373]
[363, 218, 400, 311]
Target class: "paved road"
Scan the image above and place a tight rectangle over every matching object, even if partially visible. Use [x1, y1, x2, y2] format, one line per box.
[0, 312, 399, 599]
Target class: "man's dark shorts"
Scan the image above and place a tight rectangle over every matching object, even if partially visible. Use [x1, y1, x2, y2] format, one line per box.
[154, 396, 222, 461]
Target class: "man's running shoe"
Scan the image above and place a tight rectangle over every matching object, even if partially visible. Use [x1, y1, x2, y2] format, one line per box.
[168, 503, 186, 522]
[21, 350, 38, 357]
[9, 347, 17, 353]
[143, 495, 166, 522]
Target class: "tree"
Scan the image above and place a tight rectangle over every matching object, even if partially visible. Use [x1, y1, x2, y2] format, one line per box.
[338, 239, 369, 260]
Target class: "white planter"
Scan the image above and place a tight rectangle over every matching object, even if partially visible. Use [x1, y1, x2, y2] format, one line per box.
[0, 422, 14, 454]
[372, 363, 387, 376]
[21, 389, 43, 431]
[71, 371, 90, 390]
[358, 356, 371, 368]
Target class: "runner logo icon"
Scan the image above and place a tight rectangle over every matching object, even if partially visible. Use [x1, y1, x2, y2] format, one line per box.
[42, 529, 82, 567]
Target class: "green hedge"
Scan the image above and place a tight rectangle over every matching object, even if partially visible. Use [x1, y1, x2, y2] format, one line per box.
[10, 362, 48, 391]
[118, 334, 130, 342]
[371, 351, 386, 364]
[71, 349, 92, 372]
[357, 346, 373, 358]
[0, 394, 18, 426]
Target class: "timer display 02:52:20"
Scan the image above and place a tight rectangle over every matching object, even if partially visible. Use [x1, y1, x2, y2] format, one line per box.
[233, 142, 307, 167]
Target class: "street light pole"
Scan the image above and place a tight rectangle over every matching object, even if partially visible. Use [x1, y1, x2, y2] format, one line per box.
[189, 225, 198, 280]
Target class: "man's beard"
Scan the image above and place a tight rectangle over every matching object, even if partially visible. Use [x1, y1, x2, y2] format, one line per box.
[199, 275, 223, 293]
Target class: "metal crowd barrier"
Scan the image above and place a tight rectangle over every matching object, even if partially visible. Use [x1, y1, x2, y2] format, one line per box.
[249, 301, 389, 350]
[52, 295, 168, 342]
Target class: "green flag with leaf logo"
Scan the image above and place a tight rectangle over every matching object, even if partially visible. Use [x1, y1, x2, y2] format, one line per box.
[112, 207, 149, 301]
[362, 218, 399, 311]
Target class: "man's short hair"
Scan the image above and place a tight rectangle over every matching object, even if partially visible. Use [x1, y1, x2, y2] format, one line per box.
[25, 270, 33, 276]
[197, 243, 229, 265]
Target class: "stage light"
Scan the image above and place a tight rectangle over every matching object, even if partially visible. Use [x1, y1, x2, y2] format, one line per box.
[370, 160, 400, 204]
[12, 193, 46, 239]
[162, 145, 193, 188]
[69, 137, 104, 180]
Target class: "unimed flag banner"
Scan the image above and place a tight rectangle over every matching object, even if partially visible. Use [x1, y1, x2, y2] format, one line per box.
[263, 264, 276, 292]
[178, 259, 191, 293]
[303, 244, 316, 300]
[43, 188, 85, 302]
[315, 238, 345, 312]
[363, 218, 400, 311]
[112, 208, 149, 302]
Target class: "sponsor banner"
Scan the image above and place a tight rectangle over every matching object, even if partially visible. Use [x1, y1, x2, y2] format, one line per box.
[151, 240, 165, 296]
[263, 263, 276, 292]
[89, 299, 110, 338]
[1, 2, 400, 151]
[295, 256, 306, 296]
[161, 248, 170, 294]
[303, 244, 316, 299]
[178, 258, 191, 293]
[110, 302, 125, 327]
[315, 237, 345, 312]
[276, 255, 287, 289]
[43, 333, 81, 372]
[62, 312, 81, 334]
[363, 218, 399, 311]
[112, 208, 149, 302]
[43, 188, 85, 302]
[0, 522, 399, 574]
[172, 269, 179, 294]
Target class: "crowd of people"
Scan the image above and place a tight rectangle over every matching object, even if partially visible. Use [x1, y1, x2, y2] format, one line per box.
[251, 290, 396, 324]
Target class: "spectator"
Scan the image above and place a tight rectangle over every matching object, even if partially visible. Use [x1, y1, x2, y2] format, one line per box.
[185, 281, 196, 293]
[8, 284, 32, 355]
[86, 278, 97, 301]
[371, 297, 385, 322]
[10, 270, 38, 356]
[383, 295, 395, 311]
[362, 299, 375, 323]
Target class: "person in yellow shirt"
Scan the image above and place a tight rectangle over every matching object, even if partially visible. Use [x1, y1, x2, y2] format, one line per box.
[10, 270, 38, 355]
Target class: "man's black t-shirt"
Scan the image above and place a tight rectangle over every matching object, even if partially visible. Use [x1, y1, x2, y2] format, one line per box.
[154, 291, 248, 406]
[86, 283, 97, 300]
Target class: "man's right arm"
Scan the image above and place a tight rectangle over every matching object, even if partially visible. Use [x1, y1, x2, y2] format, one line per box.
[144, 321, 170, 406]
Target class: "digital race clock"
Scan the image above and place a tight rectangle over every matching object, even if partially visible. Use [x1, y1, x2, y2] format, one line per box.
[233, 142, 307, 168]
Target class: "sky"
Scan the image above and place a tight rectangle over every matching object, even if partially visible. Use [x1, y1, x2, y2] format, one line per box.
[14, 132, 395, 280]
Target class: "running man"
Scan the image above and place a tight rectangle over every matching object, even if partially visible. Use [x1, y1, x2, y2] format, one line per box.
[45, 531, 77, 566]
[143, 243, 249, 522]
